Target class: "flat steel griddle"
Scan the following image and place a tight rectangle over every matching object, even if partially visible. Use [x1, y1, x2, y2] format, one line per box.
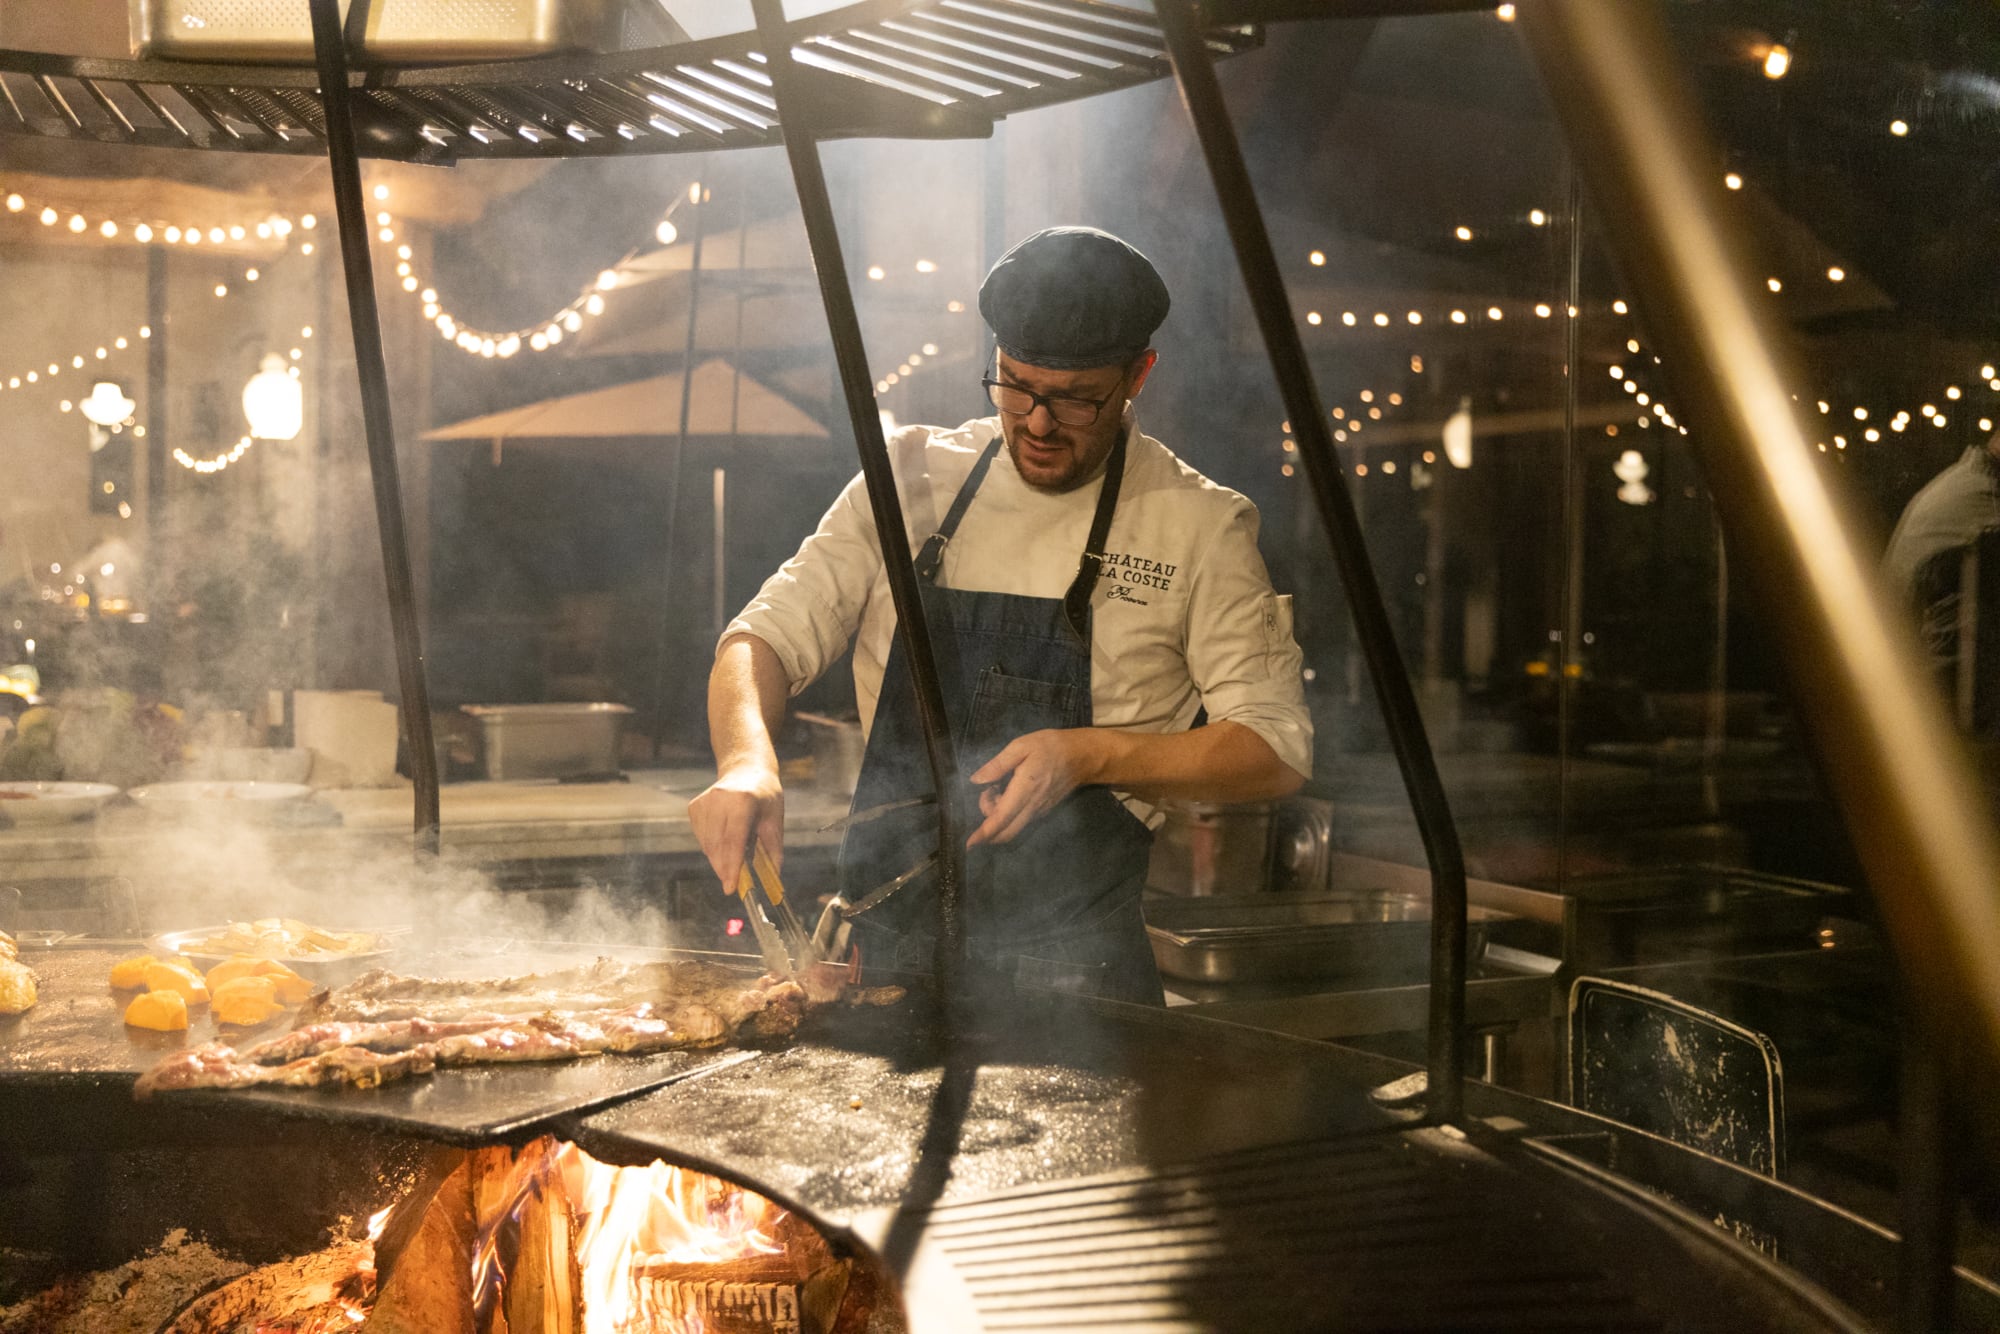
[0, 941, 815, 1143]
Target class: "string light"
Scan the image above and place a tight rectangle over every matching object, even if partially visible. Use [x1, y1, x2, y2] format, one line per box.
[174, 436, 257, 474]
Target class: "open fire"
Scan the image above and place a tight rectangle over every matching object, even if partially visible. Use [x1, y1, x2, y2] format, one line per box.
[1, 1141, 860, 1334]
[369, 1137, 853, 1334]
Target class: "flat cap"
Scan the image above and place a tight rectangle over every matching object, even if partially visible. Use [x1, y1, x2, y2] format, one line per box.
[978, 226, 1170, 370]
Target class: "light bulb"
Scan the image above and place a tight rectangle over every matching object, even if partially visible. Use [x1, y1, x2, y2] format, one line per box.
[134, 223, 153, 242]
[1763, 44, 1790, 79]
[655, 219, 678, 246]
[243, 353, 303, 440]
[99, 219, 117, 238]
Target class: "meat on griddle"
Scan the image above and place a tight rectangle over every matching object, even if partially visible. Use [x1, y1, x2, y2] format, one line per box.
[134, 958, 897, 1098]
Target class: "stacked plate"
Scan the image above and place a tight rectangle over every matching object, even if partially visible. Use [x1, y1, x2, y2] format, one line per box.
[0, 781, 121, 825]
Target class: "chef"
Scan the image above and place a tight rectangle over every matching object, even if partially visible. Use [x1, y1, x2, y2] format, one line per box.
[689, 226, 1311, 1004]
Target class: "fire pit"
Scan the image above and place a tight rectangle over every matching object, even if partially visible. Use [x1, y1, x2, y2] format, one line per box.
[0, 1132, 888, 1334]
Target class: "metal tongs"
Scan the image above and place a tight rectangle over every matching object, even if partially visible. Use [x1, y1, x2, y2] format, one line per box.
[809, 792, 954, 962]
[735, 837, 819, 979]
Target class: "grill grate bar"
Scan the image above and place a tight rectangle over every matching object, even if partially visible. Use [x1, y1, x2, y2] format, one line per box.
[128, 82, 190, 139]
[803, 33, 990, 101]
[942, 0, 1169, 63]
[170, 84, 243, 142]
[923, 5, 1128, 72]
[33, 75, 84, 131]
[636, 73, 738, 136]
[852, 24, 1043, 90]
[790, 42, 963, 105]
[644, 70, 774, 129]
[889, 12, 1102, 82]
[835, 28, 1011, 95]
[79, 78, 138, 134]
[674, 63, 778, 114]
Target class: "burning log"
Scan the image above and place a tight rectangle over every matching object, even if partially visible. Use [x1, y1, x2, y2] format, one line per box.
[367, 1152, 478, 1334]
[631, 1250, 851, 1334]
[498, 1171, 584, 1334]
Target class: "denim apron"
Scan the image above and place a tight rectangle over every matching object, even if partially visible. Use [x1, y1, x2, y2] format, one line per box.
[836, 430, 1164, 1005]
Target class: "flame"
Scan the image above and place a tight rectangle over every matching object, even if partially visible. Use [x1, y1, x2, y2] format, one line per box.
[472, 1136, 789, 1334]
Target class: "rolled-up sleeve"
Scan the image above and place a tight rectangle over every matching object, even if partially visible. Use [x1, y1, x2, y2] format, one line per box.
[722, 472, 883, 695]
[1183, 501, 1314, 779]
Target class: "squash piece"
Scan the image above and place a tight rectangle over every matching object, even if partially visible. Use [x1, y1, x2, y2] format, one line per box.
[108, 954, 157, 989]
[0, 961, 35, 1015]
[124, 989, 188, 1031]
[143, 960, 210, 1006]
[253, 961, 315, 1005]
[211, 975, 282, 1027]
[205, 955, 266, 990]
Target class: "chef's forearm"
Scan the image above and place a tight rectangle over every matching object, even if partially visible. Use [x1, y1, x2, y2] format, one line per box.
[1086, 720, 1306, 802]
[708, 634, 791, 778]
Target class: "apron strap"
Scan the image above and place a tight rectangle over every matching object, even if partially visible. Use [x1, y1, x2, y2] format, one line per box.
[912, 422, 1130, 644]
[1062, 428, 1128, 642]
[914, 436, 1003, 584]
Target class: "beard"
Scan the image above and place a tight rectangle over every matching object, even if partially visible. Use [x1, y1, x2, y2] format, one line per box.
[1000, 411, 1123, 493]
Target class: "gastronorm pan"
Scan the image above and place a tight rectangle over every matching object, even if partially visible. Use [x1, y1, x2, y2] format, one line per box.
[1145, 890, 1507, 986]
[131, 0, 616, 64]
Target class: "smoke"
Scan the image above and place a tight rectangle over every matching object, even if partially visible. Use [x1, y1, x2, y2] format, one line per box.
[110, 813, 685, 961]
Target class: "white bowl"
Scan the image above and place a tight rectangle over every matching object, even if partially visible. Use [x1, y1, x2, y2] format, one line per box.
[0, 781, 121, 825]
[128, 780, 315, 820]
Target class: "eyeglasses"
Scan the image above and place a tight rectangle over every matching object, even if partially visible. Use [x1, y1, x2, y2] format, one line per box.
[982, 377, 1120, 427]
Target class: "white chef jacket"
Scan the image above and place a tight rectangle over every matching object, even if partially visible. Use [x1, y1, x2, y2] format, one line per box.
[724, 412, 1313, 787]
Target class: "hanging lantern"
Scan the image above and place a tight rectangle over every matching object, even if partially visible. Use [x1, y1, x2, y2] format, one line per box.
[80, 380, 135, 428]
[242, 353, 302, 441]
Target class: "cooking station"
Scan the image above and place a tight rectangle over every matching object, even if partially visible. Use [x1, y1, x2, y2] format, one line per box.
[1, 0, 1996, 1329]
[0, 936, 1953, 1332]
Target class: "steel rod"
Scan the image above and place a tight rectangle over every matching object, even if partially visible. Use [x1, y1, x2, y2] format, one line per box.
[307, 0, 440, 851]
[1517, 0, 2000, 1087]
[751, 0, 970, 1006]
[650, 184, 708, 755]
[1897, 1022, 1958, 1332]
[1155, 0, 1468, 1123]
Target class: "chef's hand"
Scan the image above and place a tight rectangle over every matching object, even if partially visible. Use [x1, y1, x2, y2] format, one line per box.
[966, 729, 1106, 847]
[689, 765, 785, 892]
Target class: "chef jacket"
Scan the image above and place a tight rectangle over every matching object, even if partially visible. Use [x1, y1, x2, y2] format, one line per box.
[723, 412, 1314, 805]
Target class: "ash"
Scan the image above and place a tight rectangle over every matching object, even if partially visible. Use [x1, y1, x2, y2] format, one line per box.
[0, 1229, 249, 1334]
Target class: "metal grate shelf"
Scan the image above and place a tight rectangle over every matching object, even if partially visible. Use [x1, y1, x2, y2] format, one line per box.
[0, 0, 1258, 162]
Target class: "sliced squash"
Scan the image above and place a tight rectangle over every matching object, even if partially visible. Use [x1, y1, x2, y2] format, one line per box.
[142, 960, 209, 1006]
[249, 960, 313, 1004]
[204, 955, 266, 990]
[211, 975, 283, 1027]
[108, 954, 157, 989]
[124, 989, 189, 1031]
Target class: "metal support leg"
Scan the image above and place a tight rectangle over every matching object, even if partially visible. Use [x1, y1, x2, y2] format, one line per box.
[1156, 0, 1469, 1125]
[751, 0, 969, 1006]
[307, 0, 440, 852]
[650, 184, 708, 756]
[1898, 1024, 1958, 1332]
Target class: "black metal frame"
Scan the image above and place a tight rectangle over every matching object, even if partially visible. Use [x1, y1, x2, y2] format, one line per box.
[307, 0, 440, 849]
[1154, 0, 1468, 1124]
[750, 0, 970, 1003]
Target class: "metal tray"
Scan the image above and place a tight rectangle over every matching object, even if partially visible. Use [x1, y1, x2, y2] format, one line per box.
[148, 923, 407, 979]
[131, 0, 615, 64]
[1145, 891, 1505, 986]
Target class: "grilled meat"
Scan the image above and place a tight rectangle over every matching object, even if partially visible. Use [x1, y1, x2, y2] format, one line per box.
[132, 957, 891, 1097]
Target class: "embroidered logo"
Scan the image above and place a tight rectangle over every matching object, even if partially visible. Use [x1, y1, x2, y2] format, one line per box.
[1094, 551, 1179, 603]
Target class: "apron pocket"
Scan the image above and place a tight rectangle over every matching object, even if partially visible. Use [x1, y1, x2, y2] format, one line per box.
[966, 667, 1086, 765]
